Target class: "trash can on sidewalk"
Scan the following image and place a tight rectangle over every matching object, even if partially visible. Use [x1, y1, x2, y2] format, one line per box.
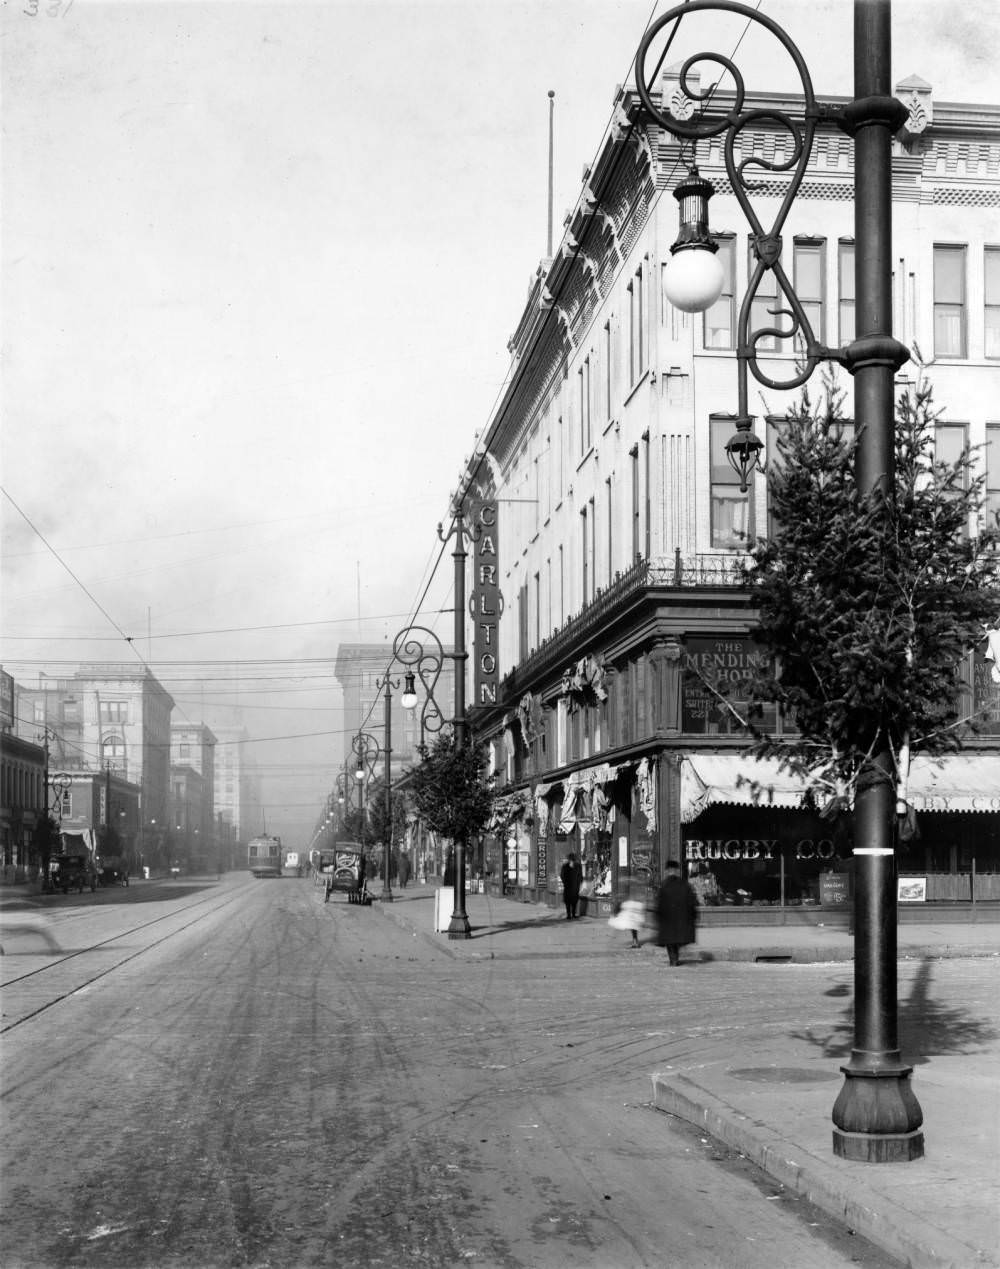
[434, 887, 454, 933]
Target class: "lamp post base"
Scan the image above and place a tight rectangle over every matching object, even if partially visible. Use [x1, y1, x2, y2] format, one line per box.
[832, 1063, 924, 1162]
[379, 888, 394, 903]
[447, 913, 471, 939]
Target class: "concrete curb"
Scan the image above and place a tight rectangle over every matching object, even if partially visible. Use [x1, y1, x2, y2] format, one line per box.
[651, 1072, 994, 1269]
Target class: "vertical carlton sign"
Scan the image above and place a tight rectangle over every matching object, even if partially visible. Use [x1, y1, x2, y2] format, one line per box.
[473, 500, 500, 706]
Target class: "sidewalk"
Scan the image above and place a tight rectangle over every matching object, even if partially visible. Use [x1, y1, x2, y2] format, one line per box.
[369, 887, 1000, 1269]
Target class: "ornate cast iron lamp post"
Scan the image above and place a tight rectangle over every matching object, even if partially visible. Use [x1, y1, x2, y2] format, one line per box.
[375, 674, 401, 903]
[636, 0, 922, 1161]
[352, 731, 380, 827]
[435, 499, 479, 939]
[394, 623, 447, 891]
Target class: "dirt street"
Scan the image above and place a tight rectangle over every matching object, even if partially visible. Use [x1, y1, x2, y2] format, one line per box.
[1, 875, 906, 1268]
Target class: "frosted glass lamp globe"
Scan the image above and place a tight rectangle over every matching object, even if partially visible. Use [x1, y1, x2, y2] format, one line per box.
[663, 247, 725, 314]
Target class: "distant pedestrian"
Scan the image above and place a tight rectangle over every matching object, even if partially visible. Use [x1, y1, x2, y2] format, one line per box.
[398, 852, 411, 889]
[608, 898, 648, 947]
[655, 861, 698, 966]
[560, 852, 583, 920]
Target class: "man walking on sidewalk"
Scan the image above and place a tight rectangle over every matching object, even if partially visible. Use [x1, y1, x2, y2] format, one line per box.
[560, 852, 583, 920]
[655, 861, 698, 965]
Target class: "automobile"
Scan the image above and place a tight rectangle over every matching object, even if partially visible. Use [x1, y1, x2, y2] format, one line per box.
[99, 862, 130, 887]
[49, 853, 98, 895]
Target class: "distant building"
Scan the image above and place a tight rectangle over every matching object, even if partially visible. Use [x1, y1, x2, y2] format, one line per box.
[211, 726, 263, 845]
[15, 664, 174, 836]
[170, 723, 217, 867]
[0, 731, 46, 877]
[51, 769, 141, 873]
[334, 641, 456, 774]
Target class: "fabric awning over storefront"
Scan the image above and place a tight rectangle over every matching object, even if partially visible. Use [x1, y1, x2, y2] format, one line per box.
[680, 755, 813, 823]
[680, 753, 1000, 823]
[907, 755, 1000, 813]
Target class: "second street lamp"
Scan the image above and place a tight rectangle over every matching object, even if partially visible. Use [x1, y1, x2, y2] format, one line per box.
[636, 0, 921, 1161]
[375, 674, 400, 903]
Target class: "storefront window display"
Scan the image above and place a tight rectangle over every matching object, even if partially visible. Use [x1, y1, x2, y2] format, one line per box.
[682, 806, 851, 906]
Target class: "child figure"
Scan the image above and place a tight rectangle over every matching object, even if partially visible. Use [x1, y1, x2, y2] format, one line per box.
[608, 898, 649, 948]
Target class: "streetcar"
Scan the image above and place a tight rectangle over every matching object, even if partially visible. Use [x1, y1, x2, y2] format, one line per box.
[248, 834, 282, 878]
[319, 841, 370, 905]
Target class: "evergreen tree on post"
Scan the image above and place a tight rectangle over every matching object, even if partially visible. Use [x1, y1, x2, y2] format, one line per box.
[409, 734, 494, 932]
[740, 372, 1000, 815]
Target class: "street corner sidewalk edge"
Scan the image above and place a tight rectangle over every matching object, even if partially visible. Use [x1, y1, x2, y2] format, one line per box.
[649, 1070, 994, 1269]
[370, 895, 462, 959]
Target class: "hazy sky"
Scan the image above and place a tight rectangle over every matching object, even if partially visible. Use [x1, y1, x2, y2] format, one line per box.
[3, 0, 997, 842]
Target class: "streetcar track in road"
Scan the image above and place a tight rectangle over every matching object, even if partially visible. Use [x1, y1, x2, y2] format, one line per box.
[0, 887, 251, 1035]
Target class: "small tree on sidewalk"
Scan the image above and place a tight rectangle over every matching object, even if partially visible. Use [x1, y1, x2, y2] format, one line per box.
[409, 735, 494, 878]
[736, 371, 1000, 814]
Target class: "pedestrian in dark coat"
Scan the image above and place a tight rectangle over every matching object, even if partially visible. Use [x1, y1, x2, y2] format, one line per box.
[560, 852, 583, 920]
[398, 852, 411, 889]
[655, 861, 698, 965]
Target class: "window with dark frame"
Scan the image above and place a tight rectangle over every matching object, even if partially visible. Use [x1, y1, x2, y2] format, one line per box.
[604, 321, 613, 424]
[935, 420, 970, 537]
[766, 414, 854, 538]
[710, 414, 752, 547]
[630, 444, 640, 560]
[794, 238, 825, 346]
[606, 477, 613, 585]
[934, 244, 967, 358]
[986, 423, 1000, 532]
[629, 265, 645, 386]
[986, 247, 1000, 360]
[839, 239, 855, 345]
[643, 432, 651, 559]
[703, 234, 735, 349]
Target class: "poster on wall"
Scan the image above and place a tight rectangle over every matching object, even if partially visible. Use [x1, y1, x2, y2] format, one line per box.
[898, 876, 927, 903]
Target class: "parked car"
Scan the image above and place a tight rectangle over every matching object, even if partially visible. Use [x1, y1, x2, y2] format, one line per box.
[99, 860, 130, 887]
[49, 853, 98, 894]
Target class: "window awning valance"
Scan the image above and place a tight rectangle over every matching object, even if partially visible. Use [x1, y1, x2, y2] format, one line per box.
[680, 756, 808, 823]
[906, 755, 1000, 813]
[680, 753, 1000, 823]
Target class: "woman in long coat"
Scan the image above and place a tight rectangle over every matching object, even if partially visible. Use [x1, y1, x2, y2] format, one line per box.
[655, 861, 698, 965]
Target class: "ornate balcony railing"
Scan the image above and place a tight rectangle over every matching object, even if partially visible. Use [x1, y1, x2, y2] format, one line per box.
[499, 549, 751, 699]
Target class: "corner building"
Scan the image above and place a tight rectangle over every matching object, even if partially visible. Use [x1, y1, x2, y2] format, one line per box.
[466, 71, 1000, 923]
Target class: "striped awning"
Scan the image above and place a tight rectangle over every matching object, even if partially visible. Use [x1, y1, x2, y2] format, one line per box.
[679, 753, 1000, 822]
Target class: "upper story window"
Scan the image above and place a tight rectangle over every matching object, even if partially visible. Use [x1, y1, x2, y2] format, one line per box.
[703, 235, 735, 349]
[603, 321, 613, 425]
[710, 414, 751, 548]
[628, 265, 645, 386]
[986, 423, 1000, 532]
[838, 240, 855, 345]
[766, 415, 854, 538]
[936, 421, 970, 537]
[580, 504, 590, 604]
[749, 250, 784, 355]
[578, 357, 592, 454]
[102, 735, 126, 771]
[630, 445, 640, 560]
[933, 245, 967, 359]
[794, 239, 825, 345]
[99, 700, 128, 724]
[985, 247, 1000, 360]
